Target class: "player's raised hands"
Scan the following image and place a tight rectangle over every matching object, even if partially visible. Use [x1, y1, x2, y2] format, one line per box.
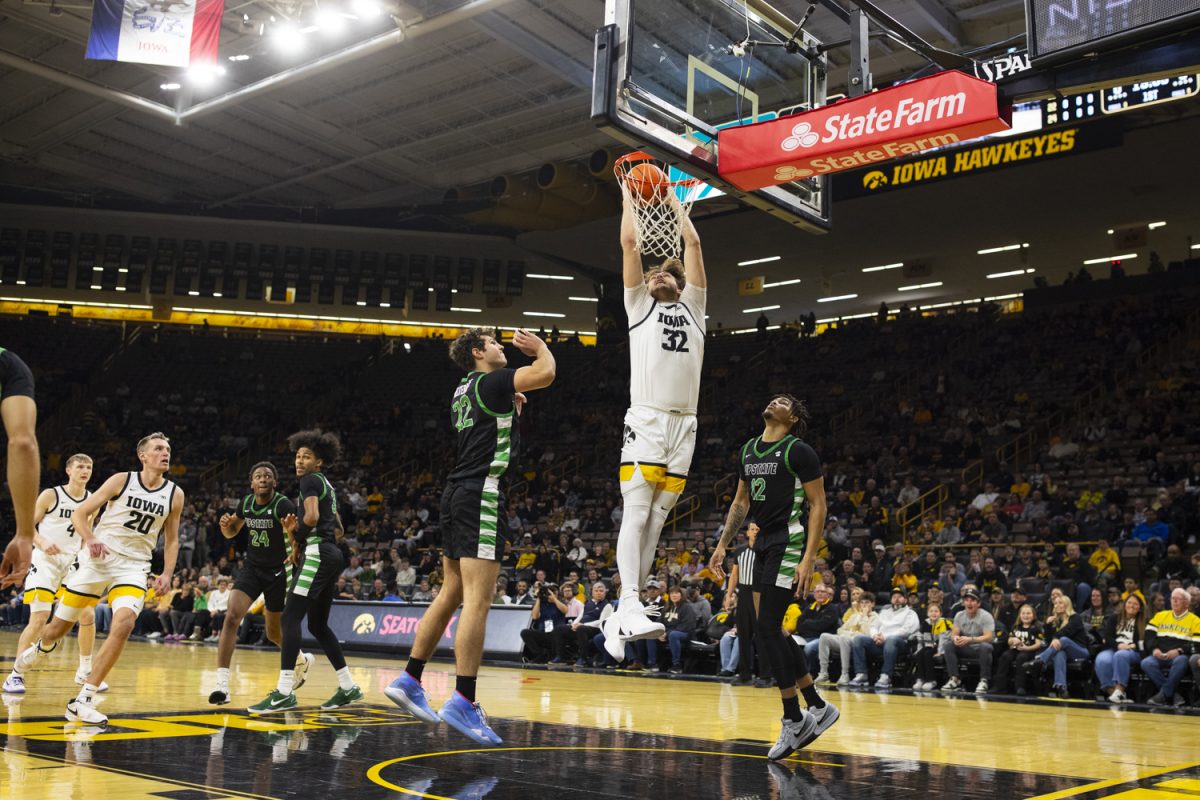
[512, 328, 547, 357]
[515, 392, 527, 416]
[280, 513, 298, 535]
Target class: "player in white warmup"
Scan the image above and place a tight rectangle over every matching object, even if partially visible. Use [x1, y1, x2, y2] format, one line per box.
[3, 454, 108, 695]
[603, 192, 706, 657]
[10, 432, 183, 725]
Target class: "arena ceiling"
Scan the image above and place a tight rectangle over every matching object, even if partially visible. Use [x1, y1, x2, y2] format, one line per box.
[0, 0, 1197, 328]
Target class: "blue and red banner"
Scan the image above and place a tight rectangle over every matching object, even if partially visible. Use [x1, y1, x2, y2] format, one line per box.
[86, 0, 224, 68]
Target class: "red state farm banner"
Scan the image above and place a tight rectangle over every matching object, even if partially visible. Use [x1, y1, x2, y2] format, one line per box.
[717, 70, 1011, 190]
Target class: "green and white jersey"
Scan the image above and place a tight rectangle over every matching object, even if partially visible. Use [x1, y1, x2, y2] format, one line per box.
[296, 472, 338, 544]
[739, 434, 822, 549]
[446, 368, 518, 486]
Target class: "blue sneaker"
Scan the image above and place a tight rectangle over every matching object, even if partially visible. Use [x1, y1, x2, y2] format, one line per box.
[439, 692, 502, 746]
[384, 672, 441, 724]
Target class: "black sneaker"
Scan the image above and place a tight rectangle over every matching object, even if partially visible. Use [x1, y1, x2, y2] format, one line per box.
[208, 689, 230, 705]
[1172, 693, 1186, 707]
[731, 675, 754, 686]
[668, 665, 683, 674]
[1147, 692, 1168, 706]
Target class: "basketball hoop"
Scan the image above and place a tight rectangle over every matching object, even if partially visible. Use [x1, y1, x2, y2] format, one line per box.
[614, 152, 702, 260]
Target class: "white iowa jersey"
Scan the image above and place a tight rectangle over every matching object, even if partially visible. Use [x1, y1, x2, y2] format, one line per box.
[37, 486, 91, 554]
[625, 282, 706, 413]
[93, 472, 176, 562]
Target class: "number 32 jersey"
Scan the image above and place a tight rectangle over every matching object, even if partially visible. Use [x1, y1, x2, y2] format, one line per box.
[93, 472, 177, 562]
[625, 282, 706, 414]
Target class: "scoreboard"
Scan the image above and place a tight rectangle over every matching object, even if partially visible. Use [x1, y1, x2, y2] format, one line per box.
[1025, 0, 1200, 64]
[1043, 73, 1198, 123]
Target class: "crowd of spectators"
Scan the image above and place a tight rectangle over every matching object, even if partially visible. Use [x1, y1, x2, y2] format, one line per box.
[1, 287, 1199, 707]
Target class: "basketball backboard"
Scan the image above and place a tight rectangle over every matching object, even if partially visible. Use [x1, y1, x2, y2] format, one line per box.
[593, 0, 832, 233]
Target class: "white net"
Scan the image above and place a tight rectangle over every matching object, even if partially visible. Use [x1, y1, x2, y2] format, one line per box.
[614, 153, 700, 260]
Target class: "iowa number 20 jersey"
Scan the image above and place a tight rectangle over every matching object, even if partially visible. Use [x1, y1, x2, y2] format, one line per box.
[447, 369, 518, 484]
[739, 435, 822, 546]
[92, 472, 177, 562]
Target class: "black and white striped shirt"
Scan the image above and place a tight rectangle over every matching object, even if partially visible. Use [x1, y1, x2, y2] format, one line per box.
[736, 546, 756, 587]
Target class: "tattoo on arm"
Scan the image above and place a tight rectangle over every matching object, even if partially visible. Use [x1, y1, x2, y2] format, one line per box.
[719, 503, 747, 549]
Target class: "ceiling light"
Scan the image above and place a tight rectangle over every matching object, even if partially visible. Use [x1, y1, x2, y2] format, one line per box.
[1083, 253, 1136, 265]
[986, 269, 1036, 279]
[186, 63, 226, 87]
[742, 304, 781, 313]
[568, 296, 598, 302]
[160, 82, 181, 91]
[977, 243, 1027, 255]
[817, 294, 857, 302]
[313, 6, 346, 33]
[228, 54, 252, 62]
[89, 285, 102, 290]
[523, 311, 565, 318]
[763, 279, 802, 288]
[526, 273, 574, 281]
[351, 0, 381, 18]
[862, 262, 903, 273]
[380, 302, 390, 308]
[1148, 221, 1166, 229]
[1106, 228, 1114, 234]
[356, 301, 366, 306]
[737, 256, 781, 266]
[897, 282, 943, 291]
[188, 290, 200, 296]
[272, 22, 305, 55]
[984, 293, 1022, 301]
[115, 286, 126, 292]
[1192, 244, 1200, 250]
[451, 307, 482, 313]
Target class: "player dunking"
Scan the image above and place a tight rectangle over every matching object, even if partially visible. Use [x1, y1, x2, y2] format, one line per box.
[10, 432, 183, 725]
[386, 327, 554, 745]
[602, 193, 706, 657]
[709, 395, 839, 760]
[209, 462, 313, 705]
[249, 430, 361, 714]
[3, 454, 107, 696]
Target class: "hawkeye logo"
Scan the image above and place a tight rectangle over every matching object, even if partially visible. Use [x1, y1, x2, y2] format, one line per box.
[862, 170, 889, 189]
[353, 613, 376, 634]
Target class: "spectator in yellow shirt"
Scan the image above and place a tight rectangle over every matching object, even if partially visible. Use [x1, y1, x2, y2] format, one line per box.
[891, 560, 919, 595]
[1088, 540, 1121, 585]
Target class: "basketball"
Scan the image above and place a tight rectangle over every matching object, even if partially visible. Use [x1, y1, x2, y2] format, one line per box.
[626, 162, 669, 202]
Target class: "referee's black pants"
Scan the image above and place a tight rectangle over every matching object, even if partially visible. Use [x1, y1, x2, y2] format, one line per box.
[736, 584, 769, 680]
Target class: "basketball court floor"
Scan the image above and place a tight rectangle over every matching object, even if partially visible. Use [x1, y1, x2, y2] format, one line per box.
[3, 632, 1199, 799]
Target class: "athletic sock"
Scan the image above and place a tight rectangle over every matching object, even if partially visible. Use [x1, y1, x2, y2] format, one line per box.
[405, 657, 426, 682]
[216, 667, 230, 689]
[77, 683, 98, 703]
[277, 670, 295, 695]
[79, 655, 92, 673]
[336, 667, 355, 691]
[782, 695, 803, 723]
[456, 676, 478, 703]
[801, 684, 825, 710]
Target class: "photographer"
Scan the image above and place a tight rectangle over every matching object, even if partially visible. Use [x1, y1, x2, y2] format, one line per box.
[519, 582, 579, 663]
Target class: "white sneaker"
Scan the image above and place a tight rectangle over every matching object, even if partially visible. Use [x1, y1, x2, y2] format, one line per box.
[601, 614, 626, 661]
[616, 599, 665, 642]
[975, 679, 989, 695]
[1107, 689, 1126, 704]
[293, 652, 316, 690]
[75, 669, 109, 692]
[922, 680, 939, 691]
[848, 673, 869, 687]
[814, 671, 830, 684]
[2, 674, 26, 694]
[145, 632, 163, 639]
[942, 677, 962, 692]
[15, 640, 54, 672]
[798, 701, 840, 749]
[65, 696, 107, 725]
[767, 713, 818, 760]
[874, 674, 891, 688]
[836, 674, 850, 687]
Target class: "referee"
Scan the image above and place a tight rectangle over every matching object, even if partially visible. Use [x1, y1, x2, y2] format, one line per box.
[730, 523, 770, 686]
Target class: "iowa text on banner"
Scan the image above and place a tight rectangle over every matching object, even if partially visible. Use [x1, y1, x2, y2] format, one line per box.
[86, 0, 223, 68]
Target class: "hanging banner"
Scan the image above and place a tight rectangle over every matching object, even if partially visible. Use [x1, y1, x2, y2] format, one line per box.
[86, 0, 224, 68]
[718, 70, 1012, 189]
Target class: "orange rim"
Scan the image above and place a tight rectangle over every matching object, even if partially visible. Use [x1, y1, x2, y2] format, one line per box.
[614, 151, 701, 188]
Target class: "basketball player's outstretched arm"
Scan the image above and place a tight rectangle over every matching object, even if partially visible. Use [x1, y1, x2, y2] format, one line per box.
[512, 329, 556, 392]
[155, 486, 185, 594]
[709, 479, 750, 581]
[620, 197, 643, 289]
[793, 477, 827, 596]
[681, 213, 706, 289]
